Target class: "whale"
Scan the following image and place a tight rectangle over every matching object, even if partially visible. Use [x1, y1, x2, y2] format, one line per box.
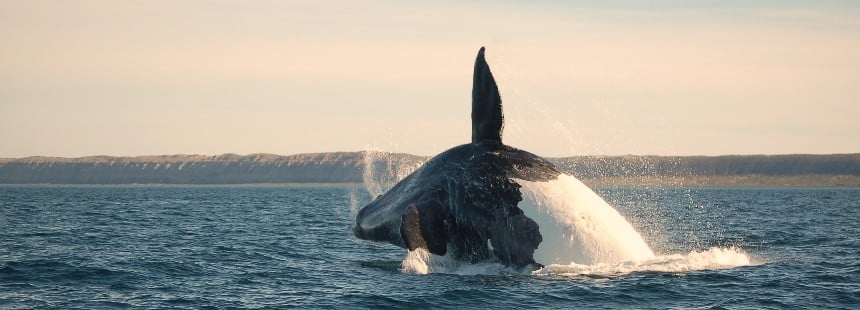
[353, 47, 562, 269]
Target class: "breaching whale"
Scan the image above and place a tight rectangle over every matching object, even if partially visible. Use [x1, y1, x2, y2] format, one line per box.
[353, 47, 562, 269]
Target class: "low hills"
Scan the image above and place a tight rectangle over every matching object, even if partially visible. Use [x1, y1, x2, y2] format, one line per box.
[1, 152, 858, 187]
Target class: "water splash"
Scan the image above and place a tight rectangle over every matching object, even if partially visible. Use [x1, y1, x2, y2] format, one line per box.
[350, 148, 424, 234]
[517, 174, 655, 265]
[401, 248, 512, 276]
[400, 246, 752, 277]
[535, 247, 752, 277]
[361, 148, 425, 198]
[395, 173, 753, 276]
[348, 189, 362, 219]
[358, 148, 752, 276]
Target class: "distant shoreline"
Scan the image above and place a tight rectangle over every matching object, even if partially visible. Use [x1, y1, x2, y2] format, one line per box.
[1, 152, 858, 187]
[0, 182, 366, 187]
[580, 175, 860, 188]
[1, 177, 857, 188]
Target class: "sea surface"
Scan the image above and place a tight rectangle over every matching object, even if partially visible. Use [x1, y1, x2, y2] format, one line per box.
[1, 184, 858, 309]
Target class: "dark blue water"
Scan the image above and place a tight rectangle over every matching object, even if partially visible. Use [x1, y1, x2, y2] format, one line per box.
[1, 185, 858, 308]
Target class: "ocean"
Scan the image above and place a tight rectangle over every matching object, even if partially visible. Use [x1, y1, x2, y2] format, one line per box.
[1, 184, 858, 309]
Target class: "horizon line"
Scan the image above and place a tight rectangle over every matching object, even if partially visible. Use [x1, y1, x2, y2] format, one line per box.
[3, 151, 860, 161]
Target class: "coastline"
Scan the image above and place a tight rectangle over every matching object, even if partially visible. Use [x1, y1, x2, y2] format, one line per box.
[1, 177, 857, 188]
[579, 175, 860, 188]
[2, 152, 858, 187]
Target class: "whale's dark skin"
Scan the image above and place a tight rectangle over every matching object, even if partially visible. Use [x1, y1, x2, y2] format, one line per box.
[353, 47, 561, 269]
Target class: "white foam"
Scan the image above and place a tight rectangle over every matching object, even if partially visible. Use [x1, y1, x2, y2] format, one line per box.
[534, 246, 753, 277]
[400, 248, 513, 276]
[400, 247, 752, 277]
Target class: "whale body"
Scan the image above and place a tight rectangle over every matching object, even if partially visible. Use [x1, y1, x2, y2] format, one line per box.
[353, 47, 562, 269]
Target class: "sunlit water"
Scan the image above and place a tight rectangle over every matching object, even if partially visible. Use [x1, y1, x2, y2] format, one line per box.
[2, 185, 858, 308]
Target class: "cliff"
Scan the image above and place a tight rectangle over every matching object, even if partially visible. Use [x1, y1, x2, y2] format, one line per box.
[1, 152, 859, 187]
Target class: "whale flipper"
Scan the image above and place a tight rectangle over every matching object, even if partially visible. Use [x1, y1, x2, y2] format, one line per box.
[490, 214, 542, 268]
[472, 47, 504, 144]
[400, 204, 448, 256]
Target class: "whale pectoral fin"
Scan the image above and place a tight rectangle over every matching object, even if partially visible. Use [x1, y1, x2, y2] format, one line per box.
[400, 204, 424, 250]
[490, 214, 542, 268]
[400, 204, 448, 256]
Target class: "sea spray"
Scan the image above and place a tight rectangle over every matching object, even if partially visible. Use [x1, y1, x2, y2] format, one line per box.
[535, 246, 752, 277]
[517, 174, 655, 265]
[401, 248, 432, 274]
[398, 247, 752, 276]
[361, 149, 424, 197]
[400, 248, 513, 275]
[348, 189, 362, 219]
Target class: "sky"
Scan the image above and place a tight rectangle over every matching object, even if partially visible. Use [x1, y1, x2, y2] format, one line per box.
[1, 0, 859, 158]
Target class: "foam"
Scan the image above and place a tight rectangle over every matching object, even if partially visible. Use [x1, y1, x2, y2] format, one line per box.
[400, 246, 752, 276]
[534, 246, 753, 276]
[400, 248, 512, 276]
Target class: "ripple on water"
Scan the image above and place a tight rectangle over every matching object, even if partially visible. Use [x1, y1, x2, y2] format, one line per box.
[0, 185, 857, 308]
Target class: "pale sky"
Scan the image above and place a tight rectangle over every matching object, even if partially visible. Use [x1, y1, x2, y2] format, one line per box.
[2, 1, 859, 158]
